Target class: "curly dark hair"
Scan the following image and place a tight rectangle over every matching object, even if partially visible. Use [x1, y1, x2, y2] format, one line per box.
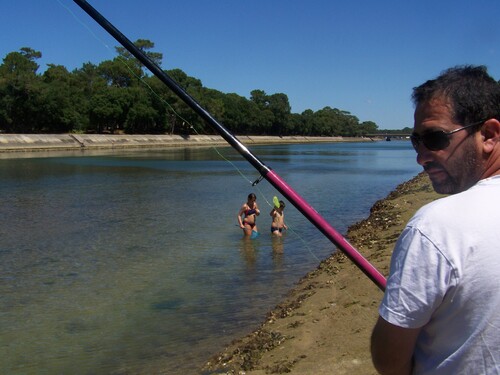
[412, 65, 500, 127]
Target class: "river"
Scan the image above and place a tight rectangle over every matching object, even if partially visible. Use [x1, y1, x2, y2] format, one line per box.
[0, 140, 420, 374]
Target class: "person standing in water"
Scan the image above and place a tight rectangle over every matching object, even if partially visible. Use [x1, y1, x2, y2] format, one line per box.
[270, 200, 287, 236]
[237, 193, 260, 237]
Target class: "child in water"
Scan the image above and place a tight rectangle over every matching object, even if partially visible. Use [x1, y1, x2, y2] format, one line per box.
[270, 200, 287, 236]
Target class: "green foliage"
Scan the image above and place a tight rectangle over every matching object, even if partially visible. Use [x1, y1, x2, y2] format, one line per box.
[0, 48, 42, 132]
[0, 42, 397, 136]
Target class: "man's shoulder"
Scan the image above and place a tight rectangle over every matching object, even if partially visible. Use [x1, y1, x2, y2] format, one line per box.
[410, 178, 500, 227]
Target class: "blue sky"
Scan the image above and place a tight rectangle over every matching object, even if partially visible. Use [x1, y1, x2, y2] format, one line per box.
[1, 1, 499, 130]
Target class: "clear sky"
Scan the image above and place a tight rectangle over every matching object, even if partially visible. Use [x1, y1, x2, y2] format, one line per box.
[1, 0, 499, 130]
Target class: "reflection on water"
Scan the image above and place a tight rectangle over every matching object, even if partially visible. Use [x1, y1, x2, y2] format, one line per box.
[271, 233, 286, 254]
[0, 141, 420, 374]
[239, 237, 258, 269]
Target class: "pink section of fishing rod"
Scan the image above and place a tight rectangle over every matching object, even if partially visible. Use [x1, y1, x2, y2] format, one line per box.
[71, 0, 386, 292]
[266, 169, 387, 291]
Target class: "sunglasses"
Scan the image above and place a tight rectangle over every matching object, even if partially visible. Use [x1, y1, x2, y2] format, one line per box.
[410, 120, 484, 151]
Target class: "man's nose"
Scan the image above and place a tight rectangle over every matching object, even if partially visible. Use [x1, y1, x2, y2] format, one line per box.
[416, 144, 435, 166]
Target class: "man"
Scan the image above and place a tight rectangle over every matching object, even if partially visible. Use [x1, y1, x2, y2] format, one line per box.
[371, 65, 500, 374]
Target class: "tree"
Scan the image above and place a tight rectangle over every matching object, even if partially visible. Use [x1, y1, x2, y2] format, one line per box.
[97, 58, 142, 88]
[300, 109, 315, 135]
[359, 121, 378, 135]
[124, 86, 166, 134]
[337, 110, 360, 137]
[195, 87, 226, 132]
[250, 90, 292, 135]
[37, 64, 84, 132]
[116, 39, 163, 70]
[250, 89, 268, 108]
[73, 62, 106, 95]
[71, 62, 106, 132]
[0, 44, 385, 136]
[1, 47, 41, 76]
[286, 113, 305, 135]
[267, 93, 291, 135]
[89, 86, 131, 133]
[0, 48, 42, 132]
[310, 107, 338, 135]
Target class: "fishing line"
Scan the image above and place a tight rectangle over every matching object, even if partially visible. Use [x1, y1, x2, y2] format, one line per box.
[68, 0, 387, 291]
[59, 0, 307, 249]
[57, 0, 254, 183]
[59, 0, 348, 268]
[56, 0, 113, 52]
[61, 0, 268, 184]
[62, 0, 380, 332]
[58, 2, 277, 197]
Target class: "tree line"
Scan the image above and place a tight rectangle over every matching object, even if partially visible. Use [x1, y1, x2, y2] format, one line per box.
[0, 41, 396, 136]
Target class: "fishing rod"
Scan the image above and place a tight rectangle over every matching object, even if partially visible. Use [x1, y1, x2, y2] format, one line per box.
[72, 0, 387, 291]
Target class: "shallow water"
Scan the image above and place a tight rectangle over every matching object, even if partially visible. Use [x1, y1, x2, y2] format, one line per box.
[0, 141, 420, 374]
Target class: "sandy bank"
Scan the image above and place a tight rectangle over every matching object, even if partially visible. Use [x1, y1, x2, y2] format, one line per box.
[202, 172, 441, 375]
[0, 134, 368, 153]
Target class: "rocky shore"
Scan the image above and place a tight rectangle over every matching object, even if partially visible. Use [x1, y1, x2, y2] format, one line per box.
[202, 172, 441, 375]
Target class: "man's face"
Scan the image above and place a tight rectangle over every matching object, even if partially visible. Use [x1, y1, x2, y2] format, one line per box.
[413, 97, 482, 194]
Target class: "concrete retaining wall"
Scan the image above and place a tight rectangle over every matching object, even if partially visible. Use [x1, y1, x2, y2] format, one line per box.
[0, 134, 353, 152]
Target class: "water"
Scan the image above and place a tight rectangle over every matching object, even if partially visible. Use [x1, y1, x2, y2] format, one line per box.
[0, 141, 420, 374]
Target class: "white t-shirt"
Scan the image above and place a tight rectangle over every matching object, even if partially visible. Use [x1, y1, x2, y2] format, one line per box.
[380, 176, 500, 374]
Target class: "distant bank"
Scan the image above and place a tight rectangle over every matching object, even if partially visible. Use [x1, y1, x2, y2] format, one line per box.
[0, 134, 370, 153]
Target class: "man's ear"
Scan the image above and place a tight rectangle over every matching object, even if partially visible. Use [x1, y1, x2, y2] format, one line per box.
[481, 118, 500, 153]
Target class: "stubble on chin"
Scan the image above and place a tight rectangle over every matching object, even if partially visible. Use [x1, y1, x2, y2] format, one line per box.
[429, 175, 455, 195]
[428, 141, 481, 195]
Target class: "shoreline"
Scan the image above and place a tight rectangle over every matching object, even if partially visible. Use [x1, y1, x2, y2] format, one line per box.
[202, 172, 441, 375]
[0, 134, 373, 153]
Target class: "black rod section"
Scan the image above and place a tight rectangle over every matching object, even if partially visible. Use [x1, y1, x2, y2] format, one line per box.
[73, 0, 270, 176]
[72, 0, 387, 291]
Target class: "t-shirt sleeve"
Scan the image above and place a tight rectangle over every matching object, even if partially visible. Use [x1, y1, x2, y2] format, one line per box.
[379, 224, 454, 329]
